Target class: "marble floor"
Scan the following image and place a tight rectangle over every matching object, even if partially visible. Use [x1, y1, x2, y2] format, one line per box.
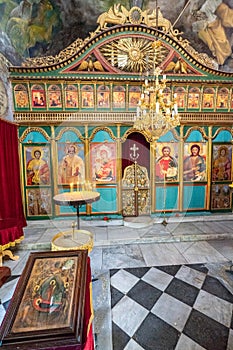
[1, 214, 233, 349]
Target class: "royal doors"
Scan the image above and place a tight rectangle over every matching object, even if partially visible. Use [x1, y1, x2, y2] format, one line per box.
[121, 132, 150, 217]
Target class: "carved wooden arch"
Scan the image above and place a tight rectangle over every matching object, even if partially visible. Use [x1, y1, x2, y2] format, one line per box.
[183, 126, 208, 142]
[120, 127, 181, 143]
[19, 127, 50, 142]
[19, 23, 217, 75]
[212, 126, 233, 140]
[55, 127, 85, 142]
[166, 128, 181, 142]
[63, 28, 207, 76]
[88, 126, 117, 142]
[120, 128, 151, 143]
[14, 83, 28, 91]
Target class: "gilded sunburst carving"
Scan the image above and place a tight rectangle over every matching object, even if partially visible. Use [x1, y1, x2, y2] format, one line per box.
[99, 37, 169, 73]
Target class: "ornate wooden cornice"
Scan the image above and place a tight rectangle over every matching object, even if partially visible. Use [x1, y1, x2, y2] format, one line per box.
[13, 111, 233, 125]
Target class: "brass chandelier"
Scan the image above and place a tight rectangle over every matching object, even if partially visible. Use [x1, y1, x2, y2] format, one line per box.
[133, 43, 180, 142]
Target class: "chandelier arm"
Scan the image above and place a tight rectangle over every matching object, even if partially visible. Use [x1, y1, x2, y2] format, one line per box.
[133, 43, 180, 142]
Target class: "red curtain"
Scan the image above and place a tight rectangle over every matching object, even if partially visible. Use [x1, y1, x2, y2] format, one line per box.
[0, 119, 26, 250]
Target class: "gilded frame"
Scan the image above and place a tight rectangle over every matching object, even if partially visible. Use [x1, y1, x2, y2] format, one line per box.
[155, 143, 179, 182]
[90, 142, 117, 182]
[0, 250, 88, 349]
[24, 145, 51, 186]
[26, 188, 52, 216]
[183, 142, 207, 181]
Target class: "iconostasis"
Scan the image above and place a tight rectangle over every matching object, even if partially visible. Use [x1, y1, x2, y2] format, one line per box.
[10, 5, 233, 220]
[18, 125, 232, 219]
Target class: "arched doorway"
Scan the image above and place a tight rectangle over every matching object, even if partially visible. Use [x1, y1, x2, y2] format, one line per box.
[122, 132, 151, 217]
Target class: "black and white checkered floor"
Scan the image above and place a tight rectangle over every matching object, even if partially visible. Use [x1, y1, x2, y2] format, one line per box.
[110, 264, 233, 350]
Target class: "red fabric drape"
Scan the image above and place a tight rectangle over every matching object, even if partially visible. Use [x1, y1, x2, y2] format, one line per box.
[83, 257, 94, 350]
[0, 119, 26, 249]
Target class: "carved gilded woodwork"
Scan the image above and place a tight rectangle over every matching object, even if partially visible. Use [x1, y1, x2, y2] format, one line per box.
[99, 37, 169, 73]
[13, 111, 233, 126]
[10, 4, 233, 128]
[122, 163, 150, 217]
[19, 5, 215, 71]
[89, 126, 117, 142]
[55, 127, 85, 142]
[183, 126, 208, 142]
[19, 127, 50, 142]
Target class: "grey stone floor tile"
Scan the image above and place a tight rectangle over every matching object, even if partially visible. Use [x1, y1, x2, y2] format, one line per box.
[208, 239, 233, 260]
[167, 223, 204, 235]
[140, 243, 188, 266]
[194, 289, 232, 327]
[102, 245, 146, 269]
[90, 247, 103, 273]
[107, 227, 140, 240]
[2, 250, 30, 275]
[205, 262, 233, 292]
[174, 241, 228, 264]
[141, 226, 171, 237]
[151, 293, 192, 332]
[196, 221, 230, 234]
[227, 329, 233, 350]
[175, 334, 206, 349]
[92, 270, 112, 350]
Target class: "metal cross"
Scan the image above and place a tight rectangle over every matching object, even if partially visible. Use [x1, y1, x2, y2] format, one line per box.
[130, 143, 139, 161]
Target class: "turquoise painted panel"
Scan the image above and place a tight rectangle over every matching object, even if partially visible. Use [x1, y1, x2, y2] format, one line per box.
[58, 204, 86, 215]
[186, 130, 204, 142]
[108, 126, 117, 136]
[121, 126, 130, 137]
[54, 126, 85, 137]
[204, 126, 208, 134]
[59, 205, 76, 215]
[57, 188, 86, 214]
[158, 130, 178, 142]
[213, 130, 232, 142]
[59, 130, 82, 142]
[155, 186, 179, 210]
[23, 131, 49, 143]
[92, 130, 114, 142]
[92, 187, 117, 212]
[183, 185, 206, 209]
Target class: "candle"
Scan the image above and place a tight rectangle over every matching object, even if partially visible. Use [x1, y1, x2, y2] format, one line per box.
[76, 181, 79, 191]
[70, 182, 73, 192]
